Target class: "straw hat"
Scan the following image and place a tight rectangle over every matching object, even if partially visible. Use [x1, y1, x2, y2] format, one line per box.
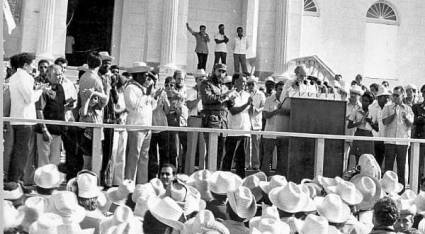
[126, 61, 153, 74]
[227, 186, 257, 220]
[51, 191, 86, 224]
[4, 181, 24, 201]
[132, 183, 156, 203]
[3, 200, 25, 230]
[316, 194, 351, 223]
[100, 205, 142, 234]
[265, 76, 276, 83]
[182, 210, 230, 234]
[147, 196, 185, 231]
[77, 172, 101, 199]
[209, 171, 242, 195]
[34, 164, 62, 189]
[249, 204, 280, 231]
[98, 51, 114, 61]
[242, 174, 264, 202]
[380, 171, 404, 195]
[317, 176, 339, 194]
[187, 169, 213, 201]
[401, 189, 417, 205]
[396, 198, 417, 216]
[351, 174, 382, 211]
[247, 75, 259, 83]
[358, 154, 381, 180]
[106, 179, 135, 205]
[376, 85, 391, 97]
[19, 196, 49, 232]
[300, 179, 323, 199]
[259, 175, 287, 194]
[296, 214, 342, 234]
[149, 178, 166, 196]
[28, 213, 63, 234]
[326, 180, 363, 205]
[251, 218, 290, 234]
[269, 182, 316, 213]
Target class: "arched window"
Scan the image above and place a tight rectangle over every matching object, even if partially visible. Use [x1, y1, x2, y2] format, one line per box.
[304, 0, 319, 17]
[366, 1, 398, 25]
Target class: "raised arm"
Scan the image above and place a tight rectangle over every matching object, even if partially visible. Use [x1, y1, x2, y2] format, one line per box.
[186, 23, 195, 35]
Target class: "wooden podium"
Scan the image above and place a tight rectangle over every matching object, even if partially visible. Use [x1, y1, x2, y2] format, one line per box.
[275, 97, 346, 182]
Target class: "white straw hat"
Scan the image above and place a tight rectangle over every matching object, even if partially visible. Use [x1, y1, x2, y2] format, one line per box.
[380, 171, 404, 195]
[316, 194, 351, 223]
[34, 164, 62, 189]
[326, 180, 363, 205]
[351, 174, 382, 211]
[4, 200, 25, 230]
[77, 172, 100, 199]
[259, 175, 287, 194]
[208, 171, 242, 195]
[269, 182, 316, 213]
[251, 218, 290, 234]
[227, 186, 257, 220]
[148, 196, 185, 231]
[51, 191, 86, 224]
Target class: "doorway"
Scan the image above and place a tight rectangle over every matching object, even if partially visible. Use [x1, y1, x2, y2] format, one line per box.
[66, 0, 114, 66]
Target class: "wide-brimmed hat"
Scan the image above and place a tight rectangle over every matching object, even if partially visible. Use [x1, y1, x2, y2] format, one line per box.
[251, 218, 290, 234]
[349, 85, 364, 96]
[406, 84, 418, 91]
[77, 171, 100, 199]
[134, 193, 155, 220]
[300, 179, 323, 199]
[351, 174, 382, 211]
[147, 196, 185, 231]
[259, 175, 287, 194]
[106, 179, 135, 205]
[194, 69, 208, 78]
[98, 51, 114, 61]
[249, 204, 280, 231]
[227, 186, 257, 220]
[316, 176, 339, 194]
[57, 223, 95, 234]
[19, 196, 49, 232]
[4, 181, 24, 201]
[208, 171, 242, 195]
[380, 171, 404, 195]
[28, 212, 63, 234]
[401, 189, 417, 204]
[4, 200, 25, 230]
[316, 194, 351, 223]
[182, 210, 230, 234]
[51, 191, 86, 223]
[296, 214, 342, 234]
[265, 76, 275, 83]
[415, 192, 425, 213]
[358, 154, 382, 180]
[187, 169, 213, 201]
[34, 164, 62, 189]
[247, 76, 259, 83]
[376, 85, 391, 97]
[126, 61, 153, 74]
[242, 174, 264, 202]
[326, 180, 363, 205]
[269, 182, 316, 213]
[100, 205, 142, 234]
[396, 198, 417, 216]
[132, 183, 156, 203]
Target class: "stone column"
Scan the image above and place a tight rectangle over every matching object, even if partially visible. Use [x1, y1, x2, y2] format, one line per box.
[37, 0, 56, 60]
[160, 0, 179, 77]
[273, 0, 303, 76]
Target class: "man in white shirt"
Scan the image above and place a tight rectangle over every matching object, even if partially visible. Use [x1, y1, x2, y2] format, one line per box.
[214, 24, 229, 65]
[279, 65, 316, 102]
[247, 76, 266, 170]
[221, 74, 252, 178]
[232, 27, 249, 75]
[124, 62, 162, 184]
[8, 52, 45, 182]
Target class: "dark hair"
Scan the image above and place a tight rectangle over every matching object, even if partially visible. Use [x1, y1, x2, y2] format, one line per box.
[200, 25, 206, 30]
[110, 65, 119, 70]
[9, 54, 19, 70]
[370, 83, 379, 91]
[226, 203, 245, 222]
[382, 81, 390, 86]
[77, 196, 98, 211]
[351, 80, 358, 86]
[394, 86, 405, 94]
[122, 72, 131, 78]
[14, 52, 36, 68]
[373, 197, 399, 227]
[54, 57, 68, 65]
[165, 76, 175, 84]
[35, 186, 56, 195]
[143, 210, 173, 234]
[38, 59, 49, 67]
[78, 70, 85, 79]
[277, 208, 294, 218]
[237, 26, 243, 31]
[362, 91, 374, 103]
[232, 73, 243, 84]
[173, 70, 184, 79]
[276, 81, 285, 88]
[160, 163, 177, 175]
[218, 24, 224, 29]
[87, 52, 102, 69]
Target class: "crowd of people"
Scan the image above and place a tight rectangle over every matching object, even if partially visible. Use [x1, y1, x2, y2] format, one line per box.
[2, 24, 425, 233]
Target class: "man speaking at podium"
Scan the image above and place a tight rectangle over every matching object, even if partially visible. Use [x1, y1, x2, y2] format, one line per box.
[279, 65, 317, 102]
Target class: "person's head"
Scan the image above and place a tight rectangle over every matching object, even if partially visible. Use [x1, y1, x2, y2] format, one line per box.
[355, 74, 363, 84]
[237, 27, 243, 37]
[377, 93, 390, 108]
[265, 80, 275, 93]
[143, 210, 174, 234]
[395, 211, 415, 232]
[218, 24, 224, 33]
[46, 64, 64, 84]
[89, 95, 99, 107]
[160, 163, 177, 187]
[38, 60, 49, 76]
[213, 64, 227, 82]
[370, 83, 379, 96]
[15, 52, 36, 74]
[200, 25, 206, 33]
[406, 85, 417, 99]
[133, 72, 153, 88]
[392, 86, 405, 105]
[294, 66, 307, 81]
[373, 197, 399, 227]
[164, 76, 176, 91]
[382, 81, 390, 88]
[334, 74, 342, 81]
[87, 52, 102, 69]
[54, 57, 68, 72]
[173, 70, 185, 89]
[234, 73, 246, 92]
[226, 203, 245, 222]
[275, 81, 285, 97]
[195, 74, 207, 88]
[110, 65, 120, 76]
[361, 91, 374, 109]
[77, 197, 98, 211]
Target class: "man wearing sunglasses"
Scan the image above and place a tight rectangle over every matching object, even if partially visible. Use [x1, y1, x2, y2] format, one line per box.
[382, 86, 414, 188]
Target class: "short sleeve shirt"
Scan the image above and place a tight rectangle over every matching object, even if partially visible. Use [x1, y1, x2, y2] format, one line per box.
[193, 32, 209, 54]
[382, 103, 414, 145]
[186, 86, 203, 116]
[214, 33, 227, 52]
[35, 84, 66, 135]
[263, 94, 281, 139]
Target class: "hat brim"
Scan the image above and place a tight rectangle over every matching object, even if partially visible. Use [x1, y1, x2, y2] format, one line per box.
[127, 66, 153, 74]
[258, 181, 270, 194]
[106, 187, 127, 205]
[379, 180, 404, 195]
[269, 186, 314, 213]
[351, 174, 382, 211]
[317, 202, 351, 224]
[150, 209, 185, 231]
[53, 204, 86, 224]
[228, 195, 257, 220]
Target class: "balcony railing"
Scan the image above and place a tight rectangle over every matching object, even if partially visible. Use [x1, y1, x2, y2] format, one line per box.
[3, 117, 425, 193]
